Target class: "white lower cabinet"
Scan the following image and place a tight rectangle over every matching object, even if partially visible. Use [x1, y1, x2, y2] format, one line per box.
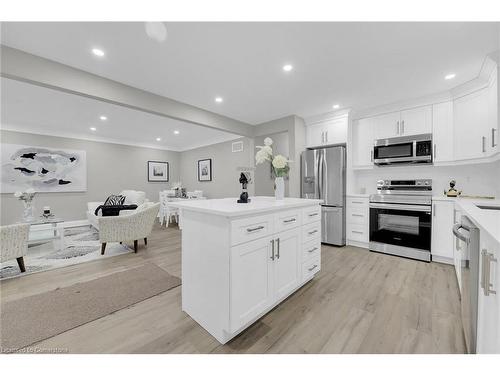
[230, 236, 275, 331]
[274, 228, 301, 301]
[477, 231, 500, 353]
[229, 208, 320, 338]
[431, 200, 455, 263]
[346, 196, 369, 248]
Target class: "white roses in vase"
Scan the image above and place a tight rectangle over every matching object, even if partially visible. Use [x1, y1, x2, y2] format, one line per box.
[255, 137, 290, 177]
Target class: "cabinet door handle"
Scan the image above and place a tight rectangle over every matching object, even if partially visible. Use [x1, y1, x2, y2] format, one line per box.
[283, 218, 296, 223]
[270, 239, 275, 260]
[481, 249, 497, 296]
[308, 264, 318, 272]
[247, 225, 264, 233]
[493, 128, 498, 147]
[308, 213, 319, 217]
[433, 144, 437, 160]
[482, 136, 486, 153]
[276, 238, 280, 259]
[352, 230, 364, 234]
[433, 204, 436, 217]
[401, 120, 404, 134]
[352, 213, 364, 217]
[351, 201, 364, 204]
[326, 131, 328, 143]
[308, 247, 318, 253]
[371, 150, 374, 162]
[396, 121, 400, 135]
[308, 229, 318, 235]
[322, 131, 325, 144]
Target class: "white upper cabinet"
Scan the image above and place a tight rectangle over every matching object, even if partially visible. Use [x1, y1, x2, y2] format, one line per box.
[373, 106, 432, 139]
[374, 111, 401, 139]
[306, 115, 348, 148]
[453, 88, 490, 161]
[488, 68, 499, 155]
[352, 117, 375, 168]
[432, 101, 454, 163]
[400, 105, 432, 136]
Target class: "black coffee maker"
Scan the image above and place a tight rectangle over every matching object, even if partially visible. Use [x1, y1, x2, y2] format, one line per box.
[237, 172, 251, 203]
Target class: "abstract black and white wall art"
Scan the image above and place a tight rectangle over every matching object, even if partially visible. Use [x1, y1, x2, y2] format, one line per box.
[1, 144, 87, 193]
[148, 161, 169, 182]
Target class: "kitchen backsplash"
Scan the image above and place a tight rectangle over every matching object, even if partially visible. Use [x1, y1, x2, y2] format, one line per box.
[351, 160, 500, 198]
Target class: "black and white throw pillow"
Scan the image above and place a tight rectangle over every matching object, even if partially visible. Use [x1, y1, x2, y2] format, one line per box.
[104, 194, 125, 206]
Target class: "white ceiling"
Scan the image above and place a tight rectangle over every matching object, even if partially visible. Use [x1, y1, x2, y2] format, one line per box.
[1, 22, 499, 124]
[0, 78, 240, 151]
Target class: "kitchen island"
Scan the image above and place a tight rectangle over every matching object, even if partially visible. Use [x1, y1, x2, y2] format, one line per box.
[170, 196, 323, 344]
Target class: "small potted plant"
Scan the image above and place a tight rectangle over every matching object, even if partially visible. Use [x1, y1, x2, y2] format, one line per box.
[14, 188, 37, 222]
[255, 137, 290, 200]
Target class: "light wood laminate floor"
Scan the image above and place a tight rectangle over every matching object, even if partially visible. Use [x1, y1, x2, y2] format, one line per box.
[0, 223, 465, 354]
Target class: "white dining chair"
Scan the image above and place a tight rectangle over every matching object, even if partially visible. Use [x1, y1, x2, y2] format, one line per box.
[159, 191, 178, 227]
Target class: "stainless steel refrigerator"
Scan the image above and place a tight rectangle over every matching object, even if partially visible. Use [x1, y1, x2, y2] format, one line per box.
[301, 146, 346, 246]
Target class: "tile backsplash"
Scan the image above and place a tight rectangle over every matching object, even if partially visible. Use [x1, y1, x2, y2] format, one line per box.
[351, 160, 500, 197]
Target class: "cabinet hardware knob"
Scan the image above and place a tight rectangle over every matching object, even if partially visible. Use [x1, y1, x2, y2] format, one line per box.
[270, 239, 275, 260]
[308, 213, 318, 217]
[276, 238, 280, 259]
[247, 225, 264, 232]
[352, 214, 364, 217]
[308, 264, 318, 272]
[492, 128, 497, 148]
[308, 247, 318, 253]
[308, 229, 318, 235]
[283, 218, 296, 223]
[481, 249, 497, 296]
[482, 136, 486, 153]
[352, 230, 363, 234]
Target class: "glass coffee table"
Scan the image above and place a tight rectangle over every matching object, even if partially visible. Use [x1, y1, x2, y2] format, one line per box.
[25, 217, 65, 250]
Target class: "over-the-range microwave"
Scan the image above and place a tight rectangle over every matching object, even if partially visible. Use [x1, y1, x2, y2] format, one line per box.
[373, 133, 433, 166]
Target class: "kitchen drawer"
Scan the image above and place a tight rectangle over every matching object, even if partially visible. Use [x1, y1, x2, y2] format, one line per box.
[347, 208, 368, 225]
[302, 238, 321, 261]
[302, 206, 321, 225]
[302, 255, 321, 282]
[231, 214, 275, 246]
[347, 197, 369, 208]
[346, 223, 369, 243]
[275, 209, 301, 232]
[302, 221, 321, 243]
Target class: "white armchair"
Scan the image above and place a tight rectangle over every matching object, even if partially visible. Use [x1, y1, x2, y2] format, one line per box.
[87, 190, 147, 229]
[1, 223, 30, 272]
[98, 202, 160, 255]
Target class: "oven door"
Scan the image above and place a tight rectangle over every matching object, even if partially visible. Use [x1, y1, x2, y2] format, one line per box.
[373, 142, 414, 164]
[369, 203, 432, 251]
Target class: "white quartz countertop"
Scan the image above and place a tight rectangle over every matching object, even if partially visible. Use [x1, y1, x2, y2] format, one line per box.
[433, 196, 500, 244]
[169, 196, 323, 218]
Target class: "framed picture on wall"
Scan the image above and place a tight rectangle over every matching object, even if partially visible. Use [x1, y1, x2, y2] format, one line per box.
[198, 159, 212, 181]
[148, 161, 169, 182]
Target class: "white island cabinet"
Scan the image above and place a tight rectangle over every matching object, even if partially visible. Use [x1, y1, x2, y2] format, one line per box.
[170, 196, 322, 344]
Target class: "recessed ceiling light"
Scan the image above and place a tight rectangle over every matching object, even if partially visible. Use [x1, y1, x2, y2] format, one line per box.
[91, 48, 105, 57]
[283, 64, 293, 72]
[332, 104, 340, 109]
[215, 97, 223, 103]
[445, 73, 456, 80]
[99, 115, 107, 121]
[174, 130, 180, 135]
[90, 127, 97, 131]
[156, 137, 162, 142]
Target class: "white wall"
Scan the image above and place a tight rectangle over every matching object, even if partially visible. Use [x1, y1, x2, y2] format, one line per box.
[178, 137, 255, 199]
[350, 161, 500, 198]
[1, 130, 180, 224]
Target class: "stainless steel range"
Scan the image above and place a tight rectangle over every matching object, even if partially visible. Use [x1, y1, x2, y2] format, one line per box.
[369, 179, 432, 262]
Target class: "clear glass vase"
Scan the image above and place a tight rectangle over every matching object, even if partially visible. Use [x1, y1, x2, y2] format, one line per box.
[22, 200, 35, 222]
[274, 177, 285, 201]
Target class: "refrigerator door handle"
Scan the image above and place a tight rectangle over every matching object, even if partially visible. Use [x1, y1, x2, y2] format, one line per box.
[317, 150, 322, 199]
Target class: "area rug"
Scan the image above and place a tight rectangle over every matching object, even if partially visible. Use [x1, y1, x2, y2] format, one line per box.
[0, 226, 133, 280]
[0, 262, 181, 352]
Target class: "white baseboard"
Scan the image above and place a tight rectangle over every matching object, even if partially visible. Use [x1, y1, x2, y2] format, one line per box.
[347, 239, 369, 249]
[432, 255, 454, 265]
